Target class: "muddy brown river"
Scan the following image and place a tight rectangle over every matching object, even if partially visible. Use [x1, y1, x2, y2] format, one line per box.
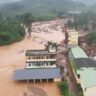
[0, 19, 65, 96]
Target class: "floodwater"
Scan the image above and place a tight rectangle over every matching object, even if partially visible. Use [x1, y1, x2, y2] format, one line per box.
[0, 19, 65, 96]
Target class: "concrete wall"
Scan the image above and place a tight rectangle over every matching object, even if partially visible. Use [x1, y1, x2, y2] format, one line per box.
[84, 86, 96, 96]
[54, 78, 61, 82]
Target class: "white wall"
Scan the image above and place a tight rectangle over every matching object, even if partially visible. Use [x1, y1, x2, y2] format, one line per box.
[84, 86, 96, 96]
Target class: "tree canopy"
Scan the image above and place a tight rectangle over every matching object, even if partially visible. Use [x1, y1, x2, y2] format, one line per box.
[86, 32, 96, 46]
[22, 13, 35, 37]
[0, 18, 25, 45]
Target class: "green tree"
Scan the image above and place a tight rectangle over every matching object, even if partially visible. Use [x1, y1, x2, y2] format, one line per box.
[58, 82, 69, 96]
[22, 13, 35, 37]
[45, 41, 57, 50]
[86, 32, 96, 46]
[0, 19, 25, 45]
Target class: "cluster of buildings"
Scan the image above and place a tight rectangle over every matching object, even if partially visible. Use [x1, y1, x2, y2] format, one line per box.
[13, 42, 61, 82]
[69, 46, 96, 96]
[65, 29, 96, 96]
[13, 27, 96, 96]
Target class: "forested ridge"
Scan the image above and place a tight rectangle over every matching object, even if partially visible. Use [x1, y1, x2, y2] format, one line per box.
[0, 0, 86, 17]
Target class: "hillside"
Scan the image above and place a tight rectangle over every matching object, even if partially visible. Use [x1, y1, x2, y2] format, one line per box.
[0, 0, 86, 17]
[87, 4, 96, 12]
[72, 0, 96, 5]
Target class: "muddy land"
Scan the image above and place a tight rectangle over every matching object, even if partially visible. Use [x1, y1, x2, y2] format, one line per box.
[0, 19, 65, 96]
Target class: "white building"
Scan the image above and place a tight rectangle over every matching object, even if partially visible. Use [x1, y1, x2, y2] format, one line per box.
[68, 29, 78, 48]
[13, 42, 61, 82]
[25, 42, 57, 69]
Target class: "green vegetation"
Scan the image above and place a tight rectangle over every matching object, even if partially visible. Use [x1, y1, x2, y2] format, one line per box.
[22, 13, 34, 37]
[86, 32, 96, 46]
[0, 0, 86, 19]
[58, 82, 69, 96]
[67, 11, 96, 31]
[58, 82, 77, 96]
[76, 84, 83, 96]
[45, 41, 57, 49]
[0, 18, 25, 45]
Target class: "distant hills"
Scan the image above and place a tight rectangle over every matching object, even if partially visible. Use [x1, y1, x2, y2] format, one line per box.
[1, 0, 96, 6]
[0, 0, 86, 17]
[72, 0, 96, 5]
[0, 0, 19, 4]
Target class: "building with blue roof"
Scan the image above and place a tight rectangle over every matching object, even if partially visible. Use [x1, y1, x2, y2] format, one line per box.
[13, 42, 61, 82]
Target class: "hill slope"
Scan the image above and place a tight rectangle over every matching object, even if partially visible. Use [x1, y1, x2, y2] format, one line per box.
[0, 0, 86, 17]
[72, 0, 96, 5]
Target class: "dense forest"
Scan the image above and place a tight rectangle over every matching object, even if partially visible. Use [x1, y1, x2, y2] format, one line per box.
[0, 0, 86, 18]
[0, 15, 25, 45]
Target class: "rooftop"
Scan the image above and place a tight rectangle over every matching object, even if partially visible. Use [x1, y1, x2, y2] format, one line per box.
[67, 29, 78, 33]
[26, 50, 56, 56]
[67, 45, 77, 48]
[77, 68, 96, 89]
[13, 68, 61, 81]
[73, 58, 96, 89]
[71, 46, 88, 59]
[74, 58, 96, 69]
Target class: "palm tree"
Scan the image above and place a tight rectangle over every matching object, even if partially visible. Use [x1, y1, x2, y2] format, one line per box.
[45, 41, 57, 50]
[22, 13, 34, 37]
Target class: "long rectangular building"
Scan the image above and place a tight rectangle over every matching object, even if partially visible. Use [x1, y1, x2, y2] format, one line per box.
[69, 46, 96, 96]
[13, 68, 61, 82]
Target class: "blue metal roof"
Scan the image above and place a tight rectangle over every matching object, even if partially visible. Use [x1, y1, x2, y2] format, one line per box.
[13, 68, 61, 80]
